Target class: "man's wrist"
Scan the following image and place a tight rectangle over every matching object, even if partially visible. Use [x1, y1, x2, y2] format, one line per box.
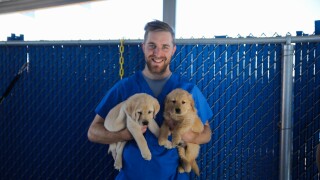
[120, 129, 133, 141]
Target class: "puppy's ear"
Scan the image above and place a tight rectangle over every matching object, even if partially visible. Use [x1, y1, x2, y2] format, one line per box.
[153, 98, 160, 118]
[125, 100, 136, 121]
[115, 103, 128, 124]
[164, 95, 170, 112]
[189, 93, 196, 112]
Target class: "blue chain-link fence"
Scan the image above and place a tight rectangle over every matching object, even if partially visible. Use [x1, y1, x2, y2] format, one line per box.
[293, 36, 320, 180]
[0, 34, 319, 179]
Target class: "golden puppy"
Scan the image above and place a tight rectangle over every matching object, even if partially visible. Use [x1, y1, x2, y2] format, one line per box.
[317, 143, 320, 172]
[158, 88, 204, 176]
[104, 93, 160, 170]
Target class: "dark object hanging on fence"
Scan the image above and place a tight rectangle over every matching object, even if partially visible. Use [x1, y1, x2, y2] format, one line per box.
[7, 33, 24, 41]
[317, 144, 320, 172]
[0, 62, 29, 105]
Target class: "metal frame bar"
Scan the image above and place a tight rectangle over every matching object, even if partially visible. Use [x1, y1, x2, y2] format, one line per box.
[163, 0, 176, 31]
[0, 35, 320, 45]
[280, 44, 294, 180]
[1, 35, 319, 45]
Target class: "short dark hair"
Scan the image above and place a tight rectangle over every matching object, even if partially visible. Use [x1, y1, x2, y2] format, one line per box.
[144, 20, 175, 45]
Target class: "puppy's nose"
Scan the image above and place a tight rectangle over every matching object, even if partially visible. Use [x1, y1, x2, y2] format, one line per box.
[142, 121, 149, 126]
[175, 108, 181, 114]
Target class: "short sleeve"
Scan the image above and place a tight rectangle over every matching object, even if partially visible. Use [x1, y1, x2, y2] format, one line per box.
[190, 86, 213, 123]
[95, 82, 124, 118]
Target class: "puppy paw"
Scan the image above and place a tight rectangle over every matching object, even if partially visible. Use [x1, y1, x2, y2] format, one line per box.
[172, 140, 182, 147]
[142, 151, 152, 160]
[184, 164, 192, 173]
[164, 140, 173, 149]
[178, 166, 185, 173]
[159, 139, 173, 149]
[172, 136, 182, 147]
[158, 139, 166, 146]
[177, 141, 186, 148]
[114, 161, 122, 170]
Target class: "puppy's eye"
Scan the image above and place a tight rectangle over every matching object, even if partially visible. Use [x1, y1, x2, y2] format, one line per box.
[182, 101, 186, 104]
[172, 100, 176, 104]
[138, 111, 142, 115]
[148, 111, 152, 114]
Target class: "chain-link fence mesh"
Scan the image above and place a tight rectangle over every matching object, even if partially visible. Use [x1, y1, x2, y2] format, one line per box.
[171, 43, 282, 180]
[293, 41, 320, 180]
[0, 37, 319, 179]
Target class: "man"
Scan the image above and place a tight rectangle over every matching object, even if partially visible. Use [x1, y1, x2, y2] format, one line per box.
[87, 20, 213, 179]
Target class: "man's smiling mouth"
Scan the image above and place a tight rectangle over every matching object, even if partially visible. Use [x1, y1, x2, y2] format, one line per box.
[152, 58, 165, 63]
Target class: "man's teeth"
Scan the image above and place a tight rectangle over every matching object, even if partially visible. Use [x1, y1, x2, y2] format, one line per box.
[153, 58, 163, 63]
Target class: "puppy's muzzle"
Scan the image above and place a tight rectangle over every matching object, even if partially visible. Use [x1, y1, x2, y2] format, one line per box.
[175, 108, 181, 114]
[142, 120, 149, 126]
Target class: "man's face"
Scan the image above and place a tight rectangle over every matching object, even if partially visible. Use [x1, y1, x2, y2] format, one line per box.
[142, 31, 176, 75]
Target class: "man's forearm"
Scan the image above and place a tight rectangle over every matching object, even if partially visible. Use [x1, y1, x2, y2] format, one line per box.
[87, 114, 132, 144]
[182, 121, 212, 144]
[194, 123, 212, 144]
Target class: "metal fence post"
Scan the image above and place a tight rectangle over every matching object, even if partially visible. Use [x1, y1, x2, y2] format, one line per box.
[280, 38, 294, 180]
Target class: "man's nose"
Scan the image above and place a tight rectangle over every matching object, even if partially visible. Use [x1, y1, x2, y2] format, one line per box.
[153, 47, 161, 56]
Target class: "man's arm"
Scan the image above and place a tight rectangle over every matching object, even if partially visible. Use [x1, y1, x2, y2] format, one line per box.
[87, 114, 133, 144]
[182, 121, 212, 144]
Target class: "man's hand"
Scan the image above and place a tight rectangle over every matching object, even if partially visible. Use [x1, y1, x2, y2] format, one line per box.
[181, 130, 198, 143]
[120, 125, 147, 141]
[182, 122, 212, 145]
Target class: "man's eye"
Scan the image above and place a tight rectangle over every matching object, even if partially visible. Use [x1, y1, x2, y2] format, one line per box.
[162, 45, 169, 49]
[148, 44, 156, 49]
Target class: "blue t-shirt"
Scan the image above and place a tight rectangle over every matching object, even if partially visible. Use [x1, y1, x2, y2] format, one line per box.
[95, 71, 213, 180]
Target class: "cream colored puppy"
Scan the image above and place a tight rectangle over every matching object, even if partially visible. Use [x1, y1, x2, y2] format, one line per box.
[104, 93, 160, 170]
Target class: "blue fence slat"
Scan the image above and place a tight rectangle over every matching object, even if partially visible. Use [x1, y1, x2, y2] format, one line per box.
[230, 45, 239, 177]
[201, 45, 209, 98]
[293, 40, 303, 180]
[242, 44, 252, 177]
[195, 45, 203, 89]
[316, 43, 320, 160]
[172, 45, 183, 73]
[204, 44, 215, 180]
[213, 44, 222, 179]
[294, 41, 303, 178]
[300, 41, 309, 179]
[235, 43, 244, 179]
[184, 45, 193, 79]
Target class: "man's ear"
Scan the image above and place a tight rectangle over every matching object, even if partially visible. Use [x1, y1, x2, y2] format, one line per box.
[142, 43, 146, 54]
[172, 45, 177, 56]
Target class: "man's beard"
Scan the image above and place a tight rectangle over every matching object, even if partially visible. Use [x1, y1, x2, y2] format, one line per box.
[145, 56, 169, 75]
